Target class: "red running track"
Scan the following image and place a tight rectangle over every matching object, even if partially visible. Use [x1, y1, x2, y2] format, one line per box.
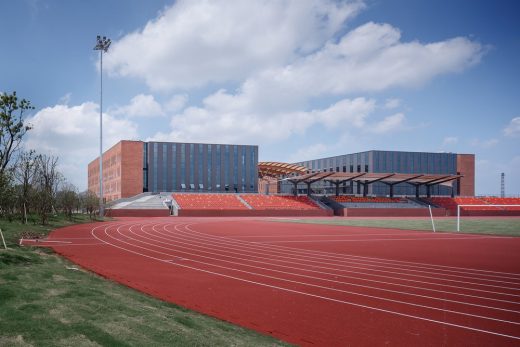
[23, 217, 520, 346]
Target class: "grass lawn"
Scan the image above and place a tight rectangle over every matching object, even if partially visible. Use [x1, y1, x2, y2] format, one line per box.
[273, 217, 520, 236]
[0, 215, 288, 347]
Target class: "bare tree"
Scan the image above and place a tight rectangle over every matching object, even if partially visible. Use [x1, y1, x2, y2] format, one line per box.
[33, 154, 62, 225]
[0, 92, 33, 175]
[81, 190, 99, 220]
[56, 182, 78, 221]
[14, 150, 37, 222]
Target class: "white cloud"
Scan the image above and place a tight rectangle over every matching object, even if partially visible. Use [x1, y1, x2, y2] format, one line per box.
[442, 136, 458, 146]
[470, 138, 499, 148]
[105, 0, 364, 90]
[288, 143, 329, 163]
[504, 117, 520, 137]
[111, 94, 164, 117]
[25, 102, 138, 190]
[165, 94, 188, 112]
[58, 92, 72, 105]
[384, 98, 401, 109]
[149, 95, 375, 144]
[367, 113, 406, 134]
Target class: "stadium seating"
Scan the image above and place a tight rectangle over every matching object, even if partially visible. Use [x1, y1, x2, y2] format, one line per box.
[241, 194, 321, 210]
[481, 197, 520, 211]
[427, 197, 509, 212]
[172, 194, 248, 210]
[331, 196, 405, 203]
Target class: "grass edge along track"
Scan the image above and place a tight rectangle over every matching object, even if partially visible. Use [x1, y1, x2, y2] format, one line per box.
[0, 215, 289, 347]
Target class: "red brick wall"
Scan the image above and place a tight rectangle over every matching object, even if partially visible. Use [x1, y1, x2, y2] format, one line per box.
[87, 140, 144, 202]
[457, 154, 475, 196]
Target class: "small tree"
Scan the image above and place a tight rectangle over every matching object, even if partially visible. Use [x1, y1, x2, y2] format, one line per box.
[57, 182, 78, 221]
[82, 190, 99, 220]
[33, 154, 61, 225]
[0, 92, 34, 175]
[0, 171, 16, 219]
[14, 150, 38, 222]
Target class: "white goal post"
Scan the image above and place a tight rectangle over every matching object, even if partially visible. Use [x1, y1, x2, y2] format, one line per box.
[456, 205, 520, 231]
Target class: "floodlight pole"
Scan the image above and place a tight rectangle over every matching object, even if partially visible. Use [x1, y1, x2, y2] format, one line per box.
[94, 35, 111, 218]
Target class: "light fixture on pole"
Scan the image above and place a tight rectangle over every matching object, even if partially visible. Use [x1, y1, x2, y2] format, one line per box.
[94, 35, 111, 218]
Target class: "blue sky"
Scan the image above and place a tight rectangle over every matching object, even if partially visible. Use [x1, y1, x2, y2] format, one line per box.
[1, 0, 519, 194]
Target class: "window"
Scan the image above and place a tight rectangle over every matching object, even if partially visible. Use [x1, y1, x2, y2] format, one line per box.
[189, 143, 194, 186]
[153, 143, 158, 192]
[357, 165, 361, 173]
[172, 143, 176, 191]
[365, 164, 368, 172]
[163, 143, 167, 191]
[198, 144, 203, 188]
[350, 165, 353, 173]
[233, 145, 238, 186]
[207, 145, 212, 190]
[224, 145, 230, 187]
[216, 145, 221, 191]
[180, 144, 186, 188]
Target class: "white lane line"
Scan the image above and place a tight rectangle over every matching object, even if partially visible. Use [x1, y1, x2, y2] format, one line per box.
[151, 223, 520, 305]
[161, 224, 520, 290]
[90, 222, 520, 341]
[185, 222, 520, 279]
[132, 223, 520, 314]
[183, 224, 520, 281]
[257, 236, 510, 243]
[113, 223, 520, 326]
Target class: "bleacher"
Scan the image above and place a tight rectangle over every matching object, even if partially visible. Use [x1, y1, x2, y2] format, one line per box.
[426, 197, 520, 213]
[331, 196, 405, 203]
[330, 196, 423, 209]
[241, 194, 321, 210]
[172, 194, 248, 210]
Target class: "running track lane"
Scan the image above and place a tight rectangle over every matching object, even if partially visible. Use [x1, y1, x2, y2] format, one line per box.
[26, 217, 520, 346]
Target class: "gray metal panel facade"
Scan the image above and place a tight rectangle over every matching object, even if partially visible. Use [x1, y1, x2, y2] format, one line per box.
[146, 141, 258, 193]
[290, 150, 457, 196]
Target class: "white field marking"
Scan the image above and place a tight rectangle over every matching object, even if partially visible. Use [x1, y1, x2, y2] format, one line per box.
[90, 223, 520, 341]
[112, 224, 520, 326]
[46, 243, 106, 247]
[158, 224, 520, 306]
[161, 224, 520, 289]
[182, 223, 520, 280]
[131, 223, 520, 314]
[164, 225, 519, 289]
[233, 233, 422, 238]
[185, 219, 520, 277]
[257, 236, 511, 243]
[170, 224, 520, 298]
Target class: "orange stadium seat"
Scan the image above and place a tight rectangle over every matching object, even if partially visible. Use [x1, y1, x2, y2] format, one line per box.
[172, 194, 248, 210]
[240, 194, 321, 210]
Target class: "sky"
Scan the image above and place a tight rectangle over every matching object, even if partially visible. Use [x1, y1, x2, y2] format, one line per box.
[1, 0, 519, 195]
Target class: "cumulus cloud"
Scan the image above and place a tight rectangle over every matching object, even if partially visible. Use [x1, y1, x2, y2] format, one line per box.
[111, 94, 164, 117]
[442, 136, 458, 146]
[105, 0, 364, 90]
[288, 143, 329, 163]
[165, 94, 189, 112]
[504, 117, 520, 137]
[25, 102, 138, 190]
[470, 138, 499, 148]
[384, 98, 401, 109]
[367, 113, 406, 134]
[149, 95, 375, 144]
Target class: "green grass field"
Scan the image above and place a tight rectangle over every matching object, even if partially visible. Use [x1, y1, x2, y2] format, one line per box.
[0, 216, 288, 347]
[274, 217, 520, 236]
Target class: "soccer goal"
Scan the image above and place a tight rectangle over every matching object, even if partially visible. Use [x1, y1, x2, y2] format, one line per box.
[456, 205, 520, 231]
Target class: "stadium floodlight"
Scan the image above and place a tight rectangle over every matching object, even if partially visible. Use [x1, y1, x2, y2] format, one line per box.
[94, 35, 111, 218]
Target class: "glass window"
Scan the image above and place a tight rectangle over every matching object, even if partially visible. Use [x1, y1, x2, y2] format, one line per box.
[153, 143, 158, 192]
[241, 146, 246, 191]
[163, 143, 167, 191]
[233, 146, 238, 185]
[216, 145, 221, 190]
[180, 144, 186, 186]
[189, 143, 194, 185]
[224, 145, 230, 186]
[207, 145, 212, 190]
[198, 144, 203, 188]
[172, 143, 176, 191]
